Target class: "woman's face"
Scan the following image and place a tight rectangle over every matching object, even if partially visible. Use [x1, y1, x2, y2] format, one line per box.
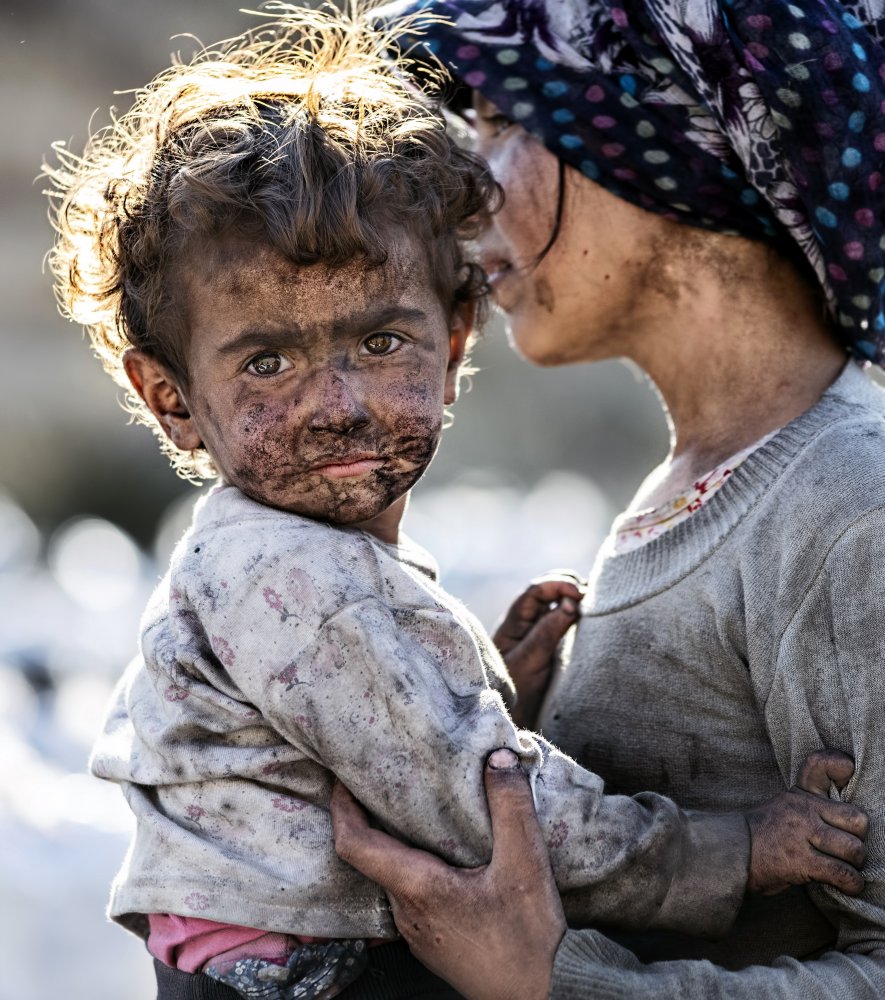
[471, 93, 667, 366]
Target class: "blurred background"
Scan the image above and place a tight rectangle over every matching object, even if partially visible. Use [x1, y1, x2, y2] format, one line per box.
[0, 2, 667, 997]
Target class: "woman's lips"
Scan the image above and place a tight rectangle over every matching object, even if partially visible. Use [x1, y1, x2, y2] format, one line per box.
[482, 257, 512, 285]
[487, 268, 510, 291]
[481, 255, 517, 301]
[310, 457, 385, 478]
[484, 263, 521, 311]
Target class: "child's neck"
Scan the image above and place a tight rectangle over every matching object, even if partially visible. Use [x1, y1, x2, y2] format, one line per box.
[353, 494, 408, 545]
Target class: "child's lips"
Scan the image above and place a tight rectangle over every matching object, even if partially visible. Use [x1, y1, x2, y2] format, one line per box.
[309, 455, 386, 478]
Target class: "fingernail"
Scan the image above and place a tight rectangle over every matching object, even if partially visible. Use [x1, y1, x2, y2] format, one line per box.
[561, 596, 579, 615]
[487, 748, 520, 770]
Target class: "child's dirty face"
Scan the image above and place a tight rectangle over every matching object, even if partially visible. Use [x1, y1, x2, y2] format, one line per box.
[178, 235, 467, 526]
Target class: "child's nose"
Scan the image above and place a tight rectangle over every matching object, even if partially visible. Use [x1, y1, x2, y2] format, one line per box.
[306, 371, 370, 436]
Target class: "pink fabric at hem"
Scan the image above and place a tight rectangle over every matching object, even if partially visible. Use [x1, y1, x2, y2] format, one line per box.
[147, 913, 298, 973]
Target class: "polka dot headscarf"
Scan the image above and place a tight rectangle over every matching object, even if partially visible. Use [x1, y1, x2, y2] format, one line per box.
[383, 0, 885, 365]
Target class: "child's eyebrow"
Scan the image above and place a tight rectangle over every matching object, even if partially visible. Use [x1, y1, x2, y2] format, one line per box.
[216, 327, 309, 357]
[216, 307, 430, 357]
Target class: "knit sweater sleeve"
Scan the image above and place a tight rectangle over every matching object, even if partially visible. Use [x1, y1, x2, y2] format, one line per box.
[191, 528, 747, 938]
[550, 508, 885, 998]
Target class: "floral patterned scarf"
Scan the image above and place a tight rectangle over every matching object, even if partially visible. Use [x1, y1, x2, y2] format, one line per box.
[384, 0, 885, 364]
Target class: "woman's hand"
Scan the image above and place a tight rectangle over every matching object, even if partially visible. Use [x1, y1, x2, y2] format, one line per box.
[331, 748, 565, 1000]
[745, 750, 869, 896]
[331, 749, 869, 999]
[493, 573, 583, 728]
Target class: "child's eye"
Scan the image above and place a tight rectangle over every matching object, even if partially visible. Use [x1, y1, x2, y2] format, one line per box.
[246, 352, 292, 377]
[361, 333, 403, 357]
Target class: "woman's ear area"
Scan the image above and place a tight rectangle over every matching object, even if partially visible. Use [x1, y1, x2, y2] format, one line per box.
[122, 348, 203, 451]
[444, 299, 476, 406]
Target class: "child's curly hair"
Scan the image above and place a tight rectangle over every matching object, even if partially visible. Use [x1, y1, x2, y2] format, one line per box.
[44, 2, 500, 480]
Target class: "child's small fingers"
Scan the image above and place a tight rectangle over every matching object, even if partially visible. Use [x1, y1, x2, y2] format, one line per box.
[810, 825, 868, 870]
[526, 579, 584, 605]
[812, 798, 870, 839]
[494, 584, 582, 656]
[514, 603, 580, 664]
[795, 750, 855, 794]
[494, 594, 549, 646]
[807, 853, 866, 896]
[790, 788, 869, 838]
[497, 586, 580, 638]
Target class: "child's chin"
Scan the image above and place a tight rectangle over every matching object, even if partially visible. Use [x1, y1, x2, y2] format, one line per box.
[290, 498, 397, 529]
[236, 478, 407, 531]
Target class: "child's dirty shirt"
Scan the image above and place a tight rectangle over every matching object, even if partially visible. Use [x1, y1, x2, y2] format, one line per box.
[90, 485, 749, 945]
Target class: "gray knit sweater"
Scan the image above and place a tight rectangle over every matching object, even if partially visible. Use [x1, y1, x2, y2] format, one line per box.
[546, 361, 885, 997]
[90, 485, 747, 942]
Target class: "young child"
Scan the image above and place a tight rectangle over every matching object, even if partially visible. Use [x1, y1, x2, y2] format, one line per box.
[45, 7, 868, 1000]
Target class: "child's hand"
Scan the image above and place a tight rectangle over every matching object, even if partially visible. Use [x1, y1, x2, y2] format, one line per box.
[493, 573, 584, 729]
[745, 750, 869, 896]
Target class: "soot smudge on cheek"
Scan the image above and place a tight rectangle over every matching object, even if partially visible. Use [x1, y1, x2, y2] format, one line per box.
[228, 401, 298, 489]
[237, 401, 269, 438]
[380, 380, 441, 461]
[534, 277, 555, 314]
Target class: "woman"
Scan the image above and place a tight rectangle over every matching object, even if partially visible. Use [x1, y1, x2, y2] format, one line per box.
[335, 0, 885, 996]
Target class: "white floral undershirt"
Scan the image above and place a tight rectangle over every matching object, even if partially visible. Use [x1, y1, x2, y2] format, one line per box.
[612, 433, 777, 555]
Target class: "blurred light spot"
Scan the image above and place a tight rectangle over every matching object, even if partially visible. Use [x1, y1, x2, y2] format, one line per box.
[0, 663, 36, 724]
[409, 471, 611, 626]
[48, 518, 141, 611]
[54, 675, 116, 750]
[0, 718, 132, 835]
[519, 472, 608, 567]
[0, 492, 40, 572]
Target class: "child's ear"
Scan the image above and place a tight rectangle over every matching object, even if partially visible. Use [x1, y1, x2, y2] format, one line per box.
[122, 349, 203, 451]
[444, 300, 476, 406]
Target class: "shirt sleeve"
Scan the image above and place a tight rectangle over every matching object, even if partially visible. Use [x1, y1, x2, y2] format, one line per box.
[552, 928, 885, 999]
[550, 509, 885, 997]
[195, 537, 748, 938]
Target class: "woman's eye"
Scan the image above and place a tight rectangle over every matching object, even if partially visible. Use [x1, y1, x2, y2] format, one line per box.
[470, 96, 514, 138]
[361, 333, 402, 357]
[246, 352, 291, 376]
[484, 113, 514, 137]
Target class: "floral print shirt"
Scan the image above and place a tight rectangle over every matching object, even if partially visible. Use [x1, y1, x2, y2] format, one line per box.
[612, 434, 776, 555]
[90, 485, 749, 958]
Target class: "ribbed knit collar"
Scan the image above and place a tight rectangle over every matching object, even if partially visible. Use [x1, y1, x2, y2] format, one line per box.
[585, 362, 882, 614]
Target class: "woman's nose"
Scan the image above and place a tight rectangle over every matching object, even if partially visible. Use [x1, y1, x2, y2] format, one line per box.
[305, 371, 370, 436]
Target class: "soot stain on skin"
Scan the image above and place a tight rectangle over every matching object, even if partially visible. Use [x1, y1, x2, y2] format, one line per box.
[237, 401, 272, 440]
[224, 394, 299, 495]
[534, 276, 555, 314]
[188, 236, 452, 524]
[638, 234, 685, 303]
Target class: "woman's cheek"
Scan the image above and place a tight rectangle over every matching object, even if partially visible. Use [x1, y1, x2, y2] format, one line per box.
[493, 139, 560, 259]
